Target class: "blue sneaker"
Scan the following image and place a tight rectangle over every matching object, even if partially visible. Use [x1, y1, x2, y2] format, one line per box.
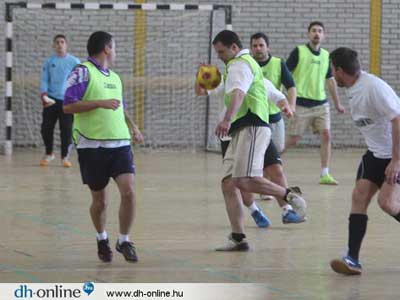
[282, 209, 306, 224]
[330, 255, 362, 275]
[251, 209, 271, 228]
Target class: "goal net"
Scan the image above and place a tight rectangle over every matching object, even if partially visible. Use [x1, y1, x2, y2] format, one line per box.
[6, 3, 230, 153]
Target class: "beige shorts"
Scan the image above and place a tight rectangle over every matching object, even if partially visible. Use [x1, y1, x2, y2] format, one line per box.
[288, 103, 330, 136]
[222, 126, 271, 179]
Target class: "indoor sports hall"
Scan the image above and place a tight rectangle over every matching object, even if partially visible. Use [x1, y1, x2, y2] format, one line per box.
[0, 1, 399, 300]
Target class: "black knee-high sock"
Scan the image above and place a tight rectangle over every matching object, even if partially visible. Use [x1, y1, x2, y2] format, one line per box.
[348, 214, 368, 261]
[393, 213, 400, 223]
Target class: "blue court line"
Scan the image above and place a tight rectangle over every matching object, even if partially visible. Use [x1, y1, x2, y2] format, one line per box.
[3, 209, 307, 299]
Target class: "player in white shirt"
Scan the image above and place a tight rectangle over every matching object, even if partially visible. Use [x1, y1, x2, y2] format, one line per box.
[329, 47, 400, 275]
[197, 30, 306, 251]
[196, 79, 305, 227]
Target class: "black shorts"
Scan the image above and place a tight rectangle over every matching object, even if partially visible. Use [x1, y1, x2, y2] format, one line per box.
[220, 140, 282, 169]
[356, 150, 390, 188]
[77, 145, 135, 191]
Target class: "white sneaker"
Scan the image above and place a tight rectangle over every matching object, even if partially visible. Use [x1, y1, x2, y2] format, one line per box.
[215, 234, 249, 252]
[40, 153, 55, 166]
[285, 192, 307, 219]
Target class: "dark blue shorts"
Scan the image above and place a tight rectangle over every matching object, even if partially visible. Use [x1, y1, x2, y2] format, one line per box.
[77, 146, 135, 191]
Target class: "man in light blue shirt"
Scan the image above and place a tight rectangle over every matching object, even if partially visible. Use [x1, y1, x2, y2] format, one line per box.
[40, 34, 80, 167]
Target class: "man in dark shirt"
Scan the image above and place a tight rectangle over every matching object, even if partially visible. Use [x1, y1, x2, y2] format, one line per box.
[285, 21, 345, 185]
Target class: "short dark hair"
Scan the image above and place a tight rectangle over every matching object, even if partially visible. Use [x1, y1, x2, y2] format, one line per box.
[53, 34, 66, 42]
[250, 32, 269, 46]
[87, 31, 113, 56]
[330, 47, 361, 76]
[308, 21, 324, 32]
[212, 30, 242, 49]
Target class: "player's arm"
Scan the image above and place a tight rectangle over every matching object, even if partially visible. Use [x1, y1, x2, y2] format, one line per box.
[124, 110, 144, 144]
[326, 65, 345, 113]
[215, 61, 252, 138]
[265, 78, 293, 118]
[385, 116, 400, 184]
[215, 88, 245, 139]
[63, 66, 120, 114]
[64, 98, 120, 114]
[40, 60, 50, 107]
[373, 82, 400, 184]
[285, 47, 298, 72]
[194, 80, 208, 96]
[280, 60, 297, 112]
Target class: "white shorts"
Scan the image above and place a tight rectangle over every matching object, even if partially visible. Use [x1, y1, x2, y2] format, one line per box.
[270, 118, 285, 153]
[223, 126, 271, 179]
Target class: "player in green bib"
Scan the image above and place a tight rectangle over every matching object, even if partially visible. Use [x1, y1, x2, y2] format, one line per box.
[64, 31, 143, 263]
[212, 30, 306, 251]
[285, 21, 345, 185]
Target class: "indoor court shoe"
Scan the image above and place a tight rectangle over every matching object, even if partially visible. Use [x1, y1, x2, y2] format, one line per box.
[39, 153, 55, 166]
[319, 174, 339, 185]
[330, 256, 362, 275]
[97, 238, 113, 262]
[282, 209, 306, 224]
[251, 209, 271, 228]
[116, 241, 138, 262]
[285, 190, 307, 219]
[62, 158, 72, 168]
[215, 234, 249, 252]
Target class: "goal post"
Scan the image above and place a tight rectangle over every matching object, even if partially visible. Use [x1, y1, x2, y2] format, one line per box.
[4, 2, 232, 155]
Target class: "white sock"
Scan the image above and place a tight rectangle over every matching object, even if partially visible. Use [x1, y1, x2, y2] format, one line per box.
[248, 202, 259, 213]
[118, 234, 130, 245]
[321, 167, 329, 176]
[282, 204, 293, 215]
[96, 231, 108, 241]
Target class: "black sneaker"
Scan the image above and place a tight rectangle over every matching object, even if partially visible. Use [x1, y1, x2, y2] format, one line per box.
[116, 241, 138, 262]
[97, 238, 113, 262]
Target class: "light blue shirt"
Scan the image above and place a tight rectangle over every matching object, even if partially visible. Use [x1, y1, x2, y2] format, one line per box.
[40, 53, 80, 101]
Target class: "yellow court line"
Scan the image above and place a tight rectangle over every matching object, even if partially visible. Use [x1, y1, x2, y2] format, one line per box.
[133, 0, 146, 131]
[370, 0, 381, 76]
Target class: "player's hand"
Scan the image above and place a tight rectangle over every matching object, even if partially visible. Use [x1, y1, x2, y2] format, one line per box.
[385, 159, 400, 185]
[131, 127, 144, 144]
[195, 63, 208, 96]
[215, 120, 231, 139]
[277, 100, 293, 118]
[336, 103, 345, 114]
[281, 104, 293, 118]
[99, 99, 120, 110]
[40, 93, 51, 108]
[289, 104, 296, 114]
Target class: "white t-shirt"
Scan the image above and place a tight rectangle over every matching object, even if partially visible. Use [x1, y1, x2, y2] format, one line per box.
[346, 71, 400, 158]
[224, 49, 254, 94]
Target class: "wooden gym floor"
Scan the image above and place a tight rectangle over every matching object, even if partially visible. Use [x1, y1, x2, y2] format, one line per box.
[0, 148, 399, 300]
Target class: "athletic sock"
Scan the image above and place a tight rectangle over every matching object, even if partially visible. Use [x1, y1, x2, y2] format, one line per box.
[282, 204, 293, 214]
[248, 202, 259, 213]
[118, 234, 130, 245]
[321, 167, 329, 177]
[96, 231, 108, 241]
[348, 214, 368, 261]
[231, 232, 246, 243]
